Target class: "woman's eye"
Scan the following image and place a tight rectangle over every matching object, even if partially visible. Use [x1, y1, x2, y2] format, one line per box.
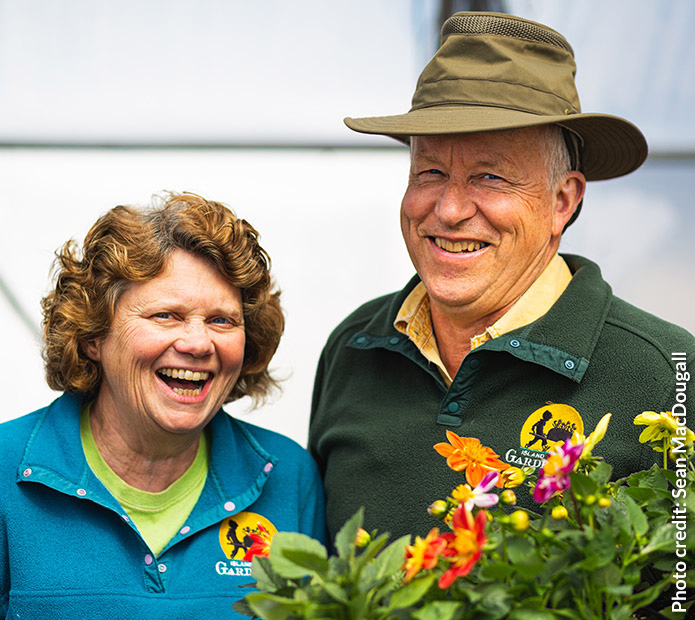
[210, 316, 235, 326]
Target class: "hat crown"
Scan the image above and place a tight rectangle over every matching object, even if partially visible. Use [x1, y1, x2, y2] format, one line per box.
[412, 12, 581, 117]
[441, 12, 574, 56]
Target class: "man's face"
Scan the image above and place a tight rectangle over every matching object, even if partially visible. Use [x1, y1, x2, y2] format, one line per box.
[400, 128, 581, 323]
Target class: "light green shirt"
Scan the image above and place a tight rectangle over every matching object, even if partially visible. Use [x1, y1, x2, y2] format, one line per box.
[80, 405, 209, 556]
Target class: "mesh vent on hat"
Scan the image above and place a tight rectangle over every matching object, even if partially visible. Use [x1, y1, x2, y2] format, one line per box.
[442, 14, 574, 56]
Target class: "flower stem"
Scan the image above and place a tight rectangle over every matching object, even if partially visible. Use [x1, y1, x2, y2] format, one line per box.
[662, 437, 668, 469]
[569, 489, 583, 528]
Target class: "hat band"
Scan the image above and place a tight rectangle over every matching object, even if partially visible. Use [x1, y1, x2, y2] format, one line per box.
[412, 78, 579, 117]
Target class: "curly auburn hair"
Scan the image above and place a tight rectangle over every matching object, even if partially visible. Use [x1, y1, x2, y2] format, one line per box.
[41, 192, 284, 405]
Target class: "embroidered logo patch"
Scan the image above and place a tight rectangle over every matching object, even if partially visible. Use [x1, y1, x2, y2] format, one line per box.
[218, 511, 277, 560]
[504, 402, 584, 470]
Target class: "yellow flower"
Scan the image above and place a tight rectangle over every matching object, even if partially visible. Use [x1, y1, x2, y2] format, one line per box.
[634, 411, 681, 444]
[499, 466, 526, 489]
[403, 528, 447, 583]
[355, 528, 371, 548]
[509, 510, 530, 532]
[551, 505, 568, 520]
[574, 413, 611, 461]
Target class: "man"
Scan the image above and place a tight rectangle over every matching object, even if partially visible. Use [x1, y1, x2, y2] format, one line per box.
[309, 11, 694, 541]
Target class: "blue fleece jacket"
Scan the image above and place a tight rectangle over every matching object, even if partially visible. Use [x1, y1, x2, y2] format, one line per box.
[0, 393, 326, 619]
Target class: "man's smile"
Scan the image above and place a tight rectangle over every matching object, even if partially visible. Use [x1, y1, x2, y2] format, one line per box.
[432, 237, 491, 254]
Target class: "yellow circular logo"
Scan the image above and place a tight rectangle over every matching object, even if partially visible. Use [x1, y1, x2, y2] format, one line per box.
[519, 402, 583, 453]
[218, 512, 277, 560]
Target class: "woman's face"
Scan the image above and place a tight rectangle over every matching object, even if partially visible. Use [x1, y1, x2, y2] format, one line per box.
[86, 249, 246, 440]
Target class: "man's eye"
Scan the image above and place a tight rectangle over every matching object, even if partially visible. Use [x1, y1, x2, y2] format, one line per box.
[483, 173, 503, 180]
[153, 312, 173, 320]
[422, 168, 444, 176]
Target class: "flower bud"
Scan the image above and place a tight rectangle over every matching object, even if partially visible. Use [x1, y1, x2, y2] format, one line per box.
[551, 506, 568, 521]
[509, 510, 530, 532]
[500, 490, 517, 505]
[500, 467, 526, 489]
[597, 496, 611, 508]
[354, 528, 371, 548]
[427, 500, 449, 519]
[583, 495, 597, 506]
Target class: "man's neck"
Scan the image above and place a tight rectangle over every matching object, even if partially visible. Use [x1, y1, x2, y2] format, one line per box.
[430, 301, 515, 377]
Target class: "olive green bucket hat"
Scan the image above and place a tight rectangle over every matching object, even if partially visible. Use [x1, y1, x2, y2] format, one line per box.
[345, 12, 648, 181]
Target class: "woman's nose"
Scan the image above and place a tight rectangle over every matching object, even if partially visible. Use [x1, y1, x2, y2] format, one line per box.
[174, 322, 214, 357]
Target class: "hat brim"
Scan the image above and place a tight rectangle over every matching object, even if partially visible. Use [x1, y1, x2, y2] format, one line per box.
[344, 106, 647, 181]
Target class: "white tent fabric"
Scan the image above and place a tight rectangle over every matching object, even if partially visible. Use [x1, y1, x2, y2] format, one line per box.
[1, 0, 693, 443]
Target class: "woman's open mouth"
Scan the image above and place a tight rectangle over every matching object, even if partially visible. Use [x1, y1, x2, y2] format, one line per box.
[156, 367, 212, 396]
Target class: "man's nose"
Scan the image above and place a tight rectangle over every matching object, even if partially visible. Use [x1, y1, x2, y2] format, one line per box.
[435, 182, 477, 226]
[174, 321, 214, 357]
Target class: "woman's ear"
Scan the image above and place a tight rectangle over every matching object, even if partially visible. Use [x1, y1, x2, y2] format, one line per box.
[82, 338, 102, 362]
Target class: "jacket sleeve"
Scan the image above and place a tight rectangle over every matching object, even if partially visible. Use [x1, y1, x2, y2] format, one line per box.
[297, 453, 328, 547]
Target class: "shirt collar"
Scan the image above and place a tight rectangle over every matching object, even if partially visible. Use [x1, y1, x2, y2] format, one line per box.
[394, 254, 572, 384]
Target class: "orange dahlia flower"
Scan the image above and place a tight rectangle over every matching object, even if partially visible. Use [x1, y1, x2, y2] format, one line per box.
[434, 431, 509, 486]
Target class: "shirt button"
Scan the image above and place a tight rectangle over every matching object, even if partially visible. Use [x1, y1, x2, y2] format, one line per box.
[388, 336, 400, 345]
[144, 554, 154, 566]
[356, 336, 367, 344]
[447, 402, 459, 413]
[264, 462, 273, 473]
[510, 339, 520, 348]
[180, 525, 191, 535]
[469, 358, 480, 369]
[224, 501, 236, 512]
[76, 488, 87, 497]
[565, 360, 576, 370]
[158, 563, 167, 573]
[22, 468, 32, 477]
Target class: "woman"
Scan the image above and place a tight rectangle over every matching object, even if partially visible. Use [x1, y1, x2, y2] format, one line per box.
[0, 193, 326, 618]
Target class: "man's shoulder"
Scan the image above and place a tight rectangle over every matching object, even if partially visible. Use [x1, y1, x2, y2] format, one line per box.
[605, 295, 695, 359]
[322, 279, 418, 351]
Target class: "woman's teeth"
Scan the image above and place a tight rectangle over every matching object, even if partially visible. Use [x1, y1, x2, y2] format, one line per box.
[159, 368, 210, 381]
[434, 238, 489, 253]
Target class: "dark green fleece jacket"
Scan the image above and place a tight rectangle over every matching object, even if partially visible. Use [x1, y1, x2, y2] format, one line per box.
[309, 255, 695, 541]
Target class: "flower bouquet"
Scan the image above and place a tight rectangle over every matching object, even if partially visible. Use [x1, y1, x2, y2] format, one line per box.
[235, 412, 694, 619]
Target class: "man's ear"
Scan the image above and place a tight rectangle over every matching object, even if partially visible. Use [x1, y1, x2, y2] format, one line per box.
[82, 338, 102, 362]
[552, 171, 586, 236]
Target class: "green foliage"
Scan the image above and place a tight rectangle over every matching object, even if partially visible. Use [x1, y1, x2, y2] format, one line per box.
[235, 452, 694, 619]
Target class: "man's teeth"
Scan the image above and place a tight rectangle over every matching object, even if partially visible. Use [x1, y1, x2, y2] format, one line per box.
[434, 238, 488, 253]
[159, 368, 210, 381]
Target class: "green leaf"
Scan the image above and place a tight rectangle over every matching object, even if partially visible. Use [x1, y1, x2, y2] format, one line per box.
[568, 471, 597, 497]
[622, 486, 655, 503]
[252, 555, 289, 591]
[508, 607, 562, 620]
[245, 592, 305, 620]
[334, 508, 364, 559]
[322, 581, 349, 604]
[411, 601, 461, 620]
[268, 532, 328, 579]
[640, 523, 676, 556]
[387, 574, 436, 610]
[506, 536, 534, 564]
[616, 490, 648, 536]
[374, 535, 410, 580]
[589, 461, 612, 485]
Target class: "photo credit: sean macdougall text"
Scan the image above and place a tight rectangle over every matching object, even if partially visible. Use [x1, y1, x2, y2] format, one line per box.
[670, 351, 690, 615]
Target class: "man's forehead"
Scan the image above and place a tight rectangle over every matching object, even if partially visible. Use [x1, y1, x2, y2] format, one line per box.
[409, 128, 546, 164]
